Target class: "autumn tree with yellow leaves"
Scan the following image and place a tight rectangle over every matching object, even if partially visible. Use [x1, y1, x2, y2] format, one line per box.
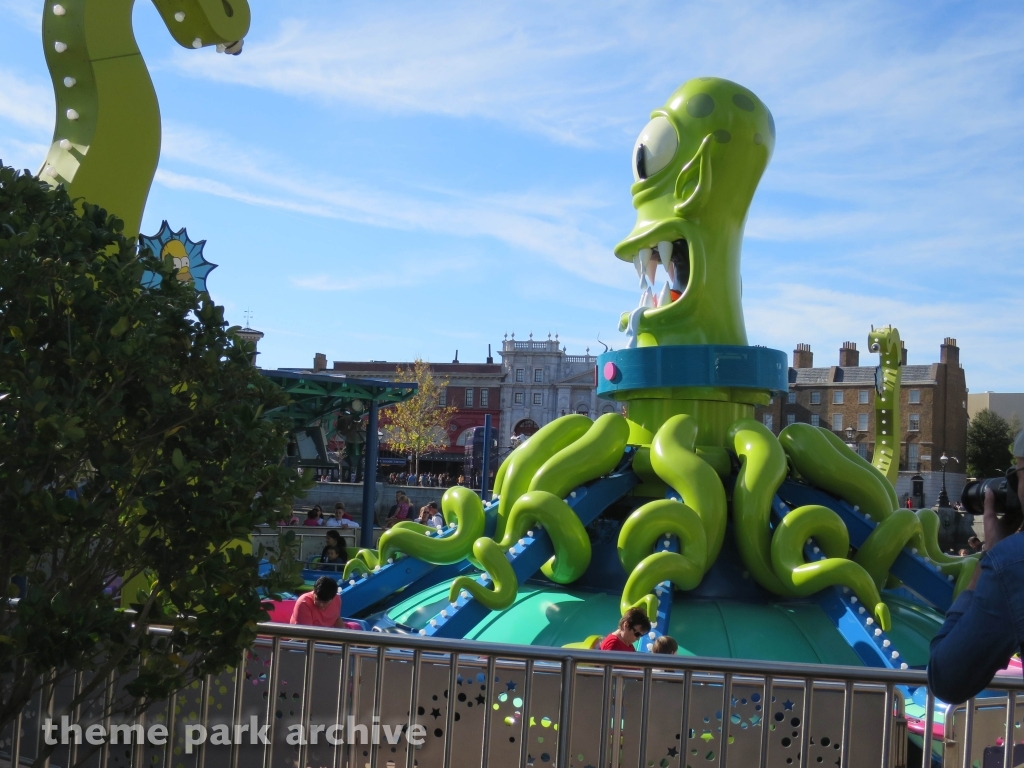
[381, 359, 458, 476]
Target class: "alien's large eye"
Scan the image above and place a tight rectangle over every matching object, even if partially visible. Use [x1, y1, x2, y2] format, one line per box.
[632, 116, 678, 182]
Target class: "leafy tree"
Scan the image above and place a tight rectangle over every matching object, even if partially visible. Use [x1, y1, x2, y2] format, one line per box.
[380, 359, 457, 475]
[966, 408, 1015, 478]
[0, 165, 309, 755]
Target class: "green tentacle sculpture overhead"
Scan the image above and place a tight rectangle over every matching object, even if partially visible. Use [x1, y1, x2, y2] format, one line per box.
[37, 0, 250, 240]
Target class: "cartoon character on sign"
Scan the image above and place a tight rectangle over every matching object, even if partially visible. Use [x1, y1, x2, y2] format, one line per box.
[139, 221, 217, 293]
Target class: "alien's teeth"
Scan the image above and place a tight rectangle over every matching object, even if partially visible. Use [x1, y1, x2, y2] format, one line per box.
[657, 282, 672, 307]
[633, 253, 643, 281]
[640, 285, 656, 308]
[658, 241, 675, 284]
[643, 249, 658, 286]
[638, 248, 653, 288]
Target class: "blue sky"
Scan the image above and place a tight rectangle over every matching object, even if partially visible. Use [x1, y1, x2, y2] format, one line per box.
[2, 1, 1023, 391]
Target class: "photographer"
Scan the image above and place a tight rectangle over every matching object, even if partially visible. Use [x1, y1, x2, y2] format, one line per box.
[929, 430, 1024, 703]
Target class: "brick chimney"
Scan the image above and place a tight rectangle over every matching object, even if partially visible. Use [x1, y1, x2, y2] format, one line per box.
[900, 341, 907, 366]
[940, 337, 960, 367]
[313, 352, 327, 372]
[839, 341, 859, 367]
[793, 343, 813, 369]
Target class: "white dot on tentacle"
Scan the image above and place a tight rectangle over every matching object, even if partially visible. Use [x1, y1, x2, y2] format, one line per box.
[52, 4, 65, 15]
[59, 139, 71, 150]
[54, 41, 67, 53]
[66, 108, 79, 120]
[174, 11, 185, 21]
[192, 37, 202, 48]
[63, 76, 75, 88]
[44, 165, 57, 177]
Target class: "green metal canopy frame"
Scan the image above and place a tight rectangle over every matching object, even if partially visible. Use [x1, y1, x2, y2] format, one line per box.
[259, 370, 417, 430]
[260, 370, 418, 547]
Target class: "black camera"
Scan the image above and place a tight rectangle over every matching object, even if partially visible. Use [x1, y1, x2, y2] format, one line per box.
[961, 466, 1021, 522]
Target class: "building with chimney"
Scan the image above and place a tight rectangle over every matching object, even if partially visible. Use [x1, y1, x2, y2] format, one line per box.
[755, 337, 969, 508]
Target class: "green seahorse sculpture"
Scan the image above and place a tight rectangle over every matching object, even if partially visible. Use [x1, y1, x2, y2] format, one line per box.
[37, 0, 250, 240]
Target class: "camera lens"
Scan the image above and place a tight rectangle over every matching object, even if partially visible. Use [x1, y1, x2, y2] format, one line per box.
[961, 467, 1022, 517]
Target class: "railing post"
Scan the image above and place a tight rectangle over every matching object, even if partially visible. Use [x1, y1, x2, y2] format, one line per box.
[758, 675, 773, 768]
[519, 660, 536, 768]
[1005, 692, 1017, 768]
[961, 699, 975, 768]
[479, 655, 496, 768]
[262, 636, 282, 768]
[557, 658, 576, 768]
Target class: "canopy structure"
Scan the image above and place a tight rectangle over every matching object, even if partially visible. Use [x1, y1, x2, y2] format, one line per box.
[260, 369, 419, 547]
[259, 369, 418, 429]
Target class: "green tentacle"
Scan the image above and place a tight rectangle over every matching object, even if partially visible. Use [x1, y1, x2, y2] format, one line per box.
[617, 499, 707, 615]
[495, 414, 592, 539]
[449, 538, 517, 610]
[492, 451, 513, 497]
[529, 413, 630, 497]
[779, 424, 895, 523]
[818, 427, 899, 512]
[771, 504, 891, 631]
[342, 550, 378, 580]
[379, 486, 485, 565]
[499, 491, 592, 583]
[867, 326, 903, 485]
[39, 0, 250, 240]
[853, 509, 927, 590]
[649, 414, 727, 564]
[728, 418, 794, 596]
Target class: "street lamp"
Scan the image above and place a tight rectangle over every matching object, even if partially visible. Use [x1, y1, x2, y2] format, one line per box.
[937, 453, 959, 508]
[845, 425, 856, 452]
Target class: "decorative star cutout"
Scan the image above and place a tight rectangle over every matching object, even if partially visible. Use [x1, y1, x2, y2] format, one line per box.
[506, 680, 517, 691]
[667, 746, 679, 757]
[476, 695, 486, 705]
[430, 708, 441, 719]
[139, 221, 217, 294]
[783, 699, 794, 711]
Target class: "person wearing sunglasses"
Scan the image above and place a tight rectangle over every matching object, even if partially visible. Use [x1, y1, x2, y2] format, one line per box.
[929, 429, 1024, 703]
[599, 607, 652, 652]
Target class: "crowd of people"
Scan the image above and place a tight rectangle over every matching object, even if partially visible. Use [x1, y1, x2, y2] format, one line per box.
[386, 471, 463, 487]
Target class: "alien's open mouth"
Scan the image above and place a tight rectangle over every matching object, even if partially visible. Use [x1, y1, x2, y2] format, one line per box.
[632, 238, 690, 308]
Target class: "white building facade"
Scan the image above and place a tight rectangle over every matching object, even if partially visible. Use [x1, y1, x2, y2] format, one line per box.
[497, 334, 619, 452]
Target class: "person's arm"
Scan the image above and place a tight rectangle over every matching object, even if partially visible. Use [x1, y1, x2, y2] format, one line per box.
[928, 551, 1017, 703]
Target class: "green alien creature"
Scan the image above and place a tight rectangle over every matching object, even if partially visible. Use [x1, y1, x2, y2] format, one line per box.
[373, 78, 974, 640]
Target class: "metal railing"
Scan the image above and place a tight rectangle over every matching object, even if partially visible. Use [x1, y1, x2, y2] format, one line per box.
[4, 621, 1024, 768]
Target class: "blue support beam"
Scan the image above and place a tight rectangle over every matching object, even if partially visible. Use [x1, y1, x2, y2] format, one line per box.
[639, 533, 678, 653]
[777, 481, 955, 611]
[359, 399, 380, 549]
[422, 470, 639, 639]
[337, 498, 500, 616]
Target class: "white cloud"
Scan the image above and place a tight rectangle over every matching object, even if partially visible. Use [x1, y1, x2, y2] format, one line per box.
[0, 67, 52, 132]
[157, 123, 625, 288]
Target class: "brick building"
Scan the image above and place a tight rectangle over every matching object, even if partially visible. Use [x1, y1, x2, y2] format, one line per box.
[308, 352, 504, 477]
[755, 338, 968, 507]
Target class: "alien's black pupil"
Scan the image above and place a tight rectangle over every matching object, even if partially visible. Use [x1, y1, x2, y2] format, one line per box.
[635, 144, 647, 180]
